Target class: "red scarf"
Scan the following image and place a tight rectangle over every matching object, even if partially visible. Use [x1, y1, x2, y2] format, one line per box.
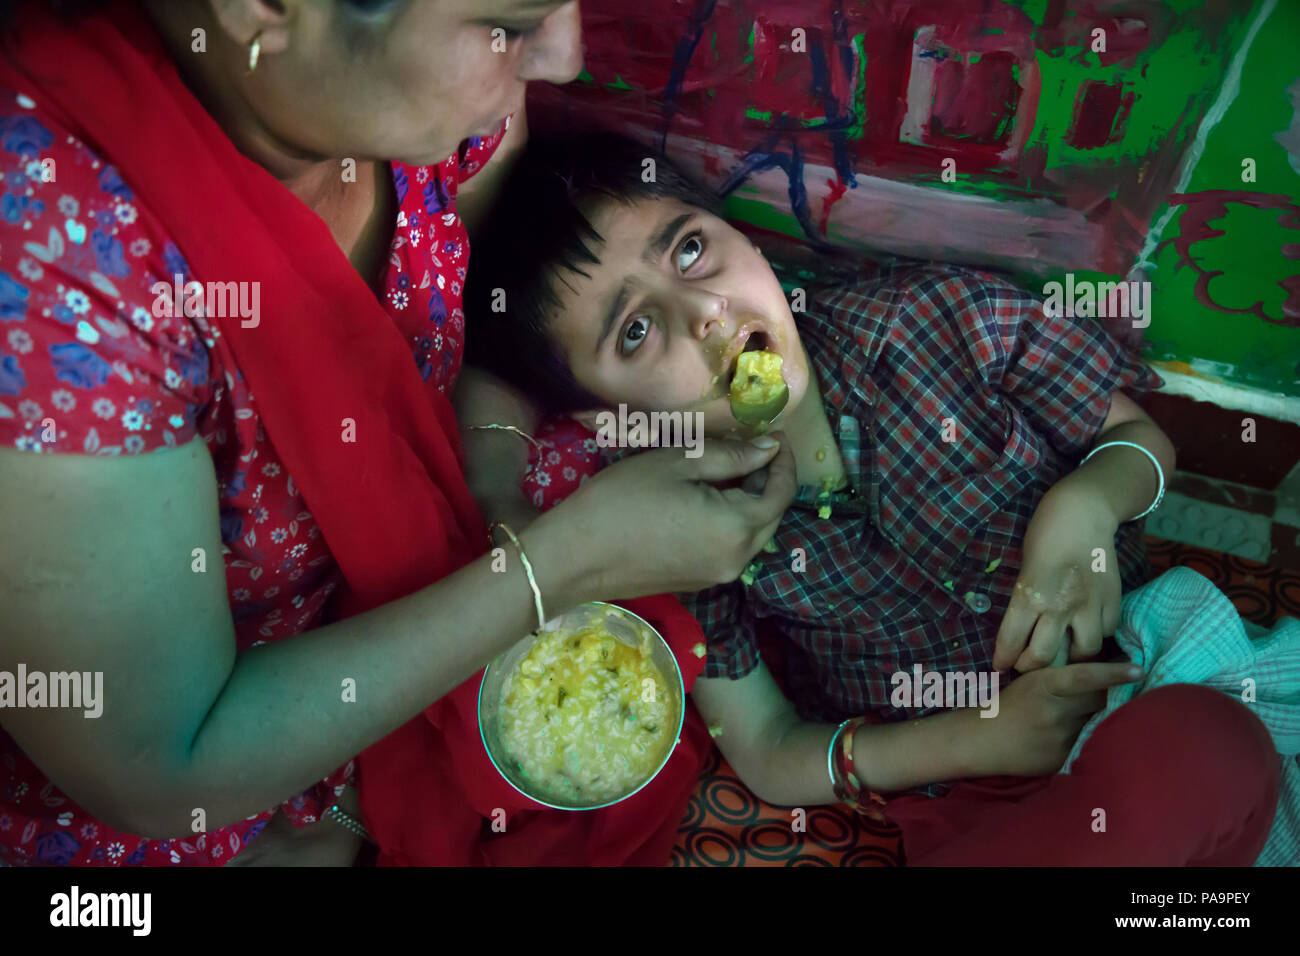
[3, 0, 708, 865]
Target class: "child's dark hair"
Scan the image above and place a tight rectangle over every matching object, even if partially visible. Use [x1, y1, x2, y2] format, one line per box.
[465, 130, 726, 415]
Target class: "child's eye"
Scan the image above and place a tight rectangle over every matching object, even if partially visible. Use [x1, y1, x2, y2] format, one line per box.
[493, 23, 540, 40]
[676, 234, 704, 272]
[620, 316, 651, 355]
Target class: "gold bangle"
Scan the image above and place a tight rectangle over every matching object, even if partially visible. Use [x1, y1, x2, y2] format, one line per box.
[467, 423, 544, 457]
[488, 521, 546, 632]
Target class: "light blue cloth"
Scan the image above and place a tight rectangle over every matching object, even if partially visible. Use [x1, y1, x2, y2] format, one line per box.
[1061, 567, 1300, 866]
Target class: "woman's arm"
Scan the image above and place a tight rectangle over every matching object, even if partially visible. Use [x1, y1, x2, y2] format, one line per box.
[0, 432, 796, 839]
[453, 365, 544, 530]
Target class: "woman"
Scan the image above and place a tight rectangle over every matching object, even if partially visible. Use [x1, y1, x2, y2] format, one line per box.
[0, 0, 795, 865]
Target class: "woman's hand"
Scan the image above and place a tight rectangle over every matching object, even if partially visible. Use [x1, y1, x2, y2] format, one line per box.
[523, 433, 797, 608]
[971, 661, 1143, 777]
[993, 482, 1122, 672]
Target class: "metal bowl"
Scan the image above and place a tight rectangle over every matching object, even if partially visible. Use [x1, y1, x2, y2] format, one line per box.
[477, 601, 685, 811]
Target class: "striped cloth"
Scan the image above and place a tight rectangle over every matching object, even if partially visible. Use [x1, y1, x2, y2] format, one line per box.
[1062, 567, 1300, 866]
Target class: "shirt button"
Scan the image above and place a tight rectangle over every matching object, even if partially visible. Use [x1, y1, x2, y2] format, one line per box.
[964, 591, 992, 613]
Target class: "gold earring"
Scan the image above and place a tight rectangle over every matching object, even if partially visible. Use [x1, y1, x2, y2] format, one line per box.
[248, 32, 262, 73]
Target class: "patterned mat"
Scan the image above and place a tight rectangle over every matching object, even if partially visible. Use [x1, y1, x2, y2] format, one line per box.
[669, 537, 1300, 866]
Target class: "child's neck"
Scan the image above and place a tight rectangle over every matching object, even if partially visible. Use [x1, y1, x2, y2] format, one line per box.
[778, 360, 846, 490]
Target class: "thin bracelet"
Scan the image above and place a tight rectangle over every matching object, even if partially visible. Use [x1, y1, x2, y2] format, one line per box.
[828, 717, 888, 822]
[1081, 440, 1165, 521]
[323, 802, 374, 844]
[827, 719, 851, 800]
[467, 423, 544, 457]
[488, 521, 546, 632]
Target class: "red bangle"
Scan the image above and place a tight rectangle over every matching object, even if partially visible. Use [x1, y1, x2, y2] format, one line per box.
[837, 717, 888, 823]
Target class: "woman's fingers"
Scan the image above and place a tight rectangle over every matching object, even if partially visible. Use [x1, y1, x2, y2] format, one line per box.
[732, 437, 797, 537]
[675, 433, 782, 484]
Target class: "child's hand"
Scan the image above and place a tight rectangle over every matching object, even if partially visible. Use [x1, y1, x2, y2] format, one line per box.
[993, 482, 1122, 672]
[973, 661, 1143, 776]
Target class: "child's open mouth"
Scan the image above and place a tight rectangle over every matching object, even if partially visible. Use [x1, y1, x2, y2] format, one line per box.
[725, 330, 772, 386]
[724, 321, 789, 427]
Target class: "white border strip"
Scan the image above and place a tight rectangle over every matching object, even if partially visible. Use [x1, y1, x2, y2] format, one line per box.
[1153, 365, 1300, 424]
[1132, 0, 1278, 272]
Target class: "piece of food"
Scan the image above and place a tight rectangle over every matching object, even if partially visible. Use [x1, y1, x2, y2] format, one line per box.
[499, 621, 676, 805]
[729, 350, 788, 426]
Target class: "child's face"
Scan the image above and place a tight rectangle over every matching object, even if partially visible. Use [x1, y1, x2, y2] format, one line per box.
[545, 196, 811, 437]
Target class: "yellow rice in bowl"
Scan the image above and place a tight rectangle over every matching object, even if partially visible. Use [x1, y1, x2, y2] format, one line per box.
[498, 620, 676, 806]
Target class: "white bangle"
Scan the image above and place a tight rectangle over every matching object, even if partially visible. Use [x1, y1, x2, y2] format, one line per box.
[827, 718, 853, 797]
[1080, 440, 1165, 521]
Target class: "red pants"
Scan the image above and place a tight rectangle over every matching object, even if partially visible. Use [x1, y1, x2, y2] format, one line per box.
[886, 684, 1282, 865]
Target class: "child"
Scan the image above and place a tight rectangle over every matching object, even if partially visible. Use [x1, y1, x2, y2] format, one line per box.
[465, 133, 1279, 864]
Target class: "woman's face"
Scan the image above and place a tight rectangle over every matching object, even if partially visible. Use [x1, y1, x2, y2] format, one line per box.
[220, 0, 584, 165]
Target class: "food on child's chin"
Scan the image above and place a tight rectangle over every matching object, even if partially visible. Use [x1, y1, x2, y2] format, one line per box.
[729, 350, 788, 426]
[498, 622, 676, 805]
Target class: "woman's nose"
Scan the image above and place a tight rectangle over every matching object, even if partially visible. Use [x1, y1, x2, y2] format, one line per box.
[520, 3, 585, 85]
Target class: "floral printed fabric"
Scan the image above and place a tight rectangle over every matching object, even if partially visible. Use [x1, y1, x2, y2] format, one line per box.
[520, 417, 604, 510]
[0, 87, 506, 865]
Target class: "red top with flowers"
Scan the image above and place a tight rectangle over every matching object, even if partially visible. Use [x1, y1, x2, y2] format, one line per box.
[0, 85, 509, 865]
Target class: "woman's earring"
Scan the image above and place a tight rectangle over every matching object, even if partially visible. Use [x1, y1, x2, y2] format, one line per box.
[248, 32, 263, 73]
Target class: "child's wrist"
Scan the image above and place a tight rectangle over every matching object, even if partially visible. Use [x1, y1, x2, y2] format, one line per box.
[955, 705, 1001, 776]
[1046, 473, 1123, 531]
[852, 708, 988, 790]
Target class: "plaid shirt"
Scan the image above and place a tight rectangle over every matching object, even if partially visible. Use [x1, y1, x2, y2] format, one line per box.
[681, 263, 1163, 738]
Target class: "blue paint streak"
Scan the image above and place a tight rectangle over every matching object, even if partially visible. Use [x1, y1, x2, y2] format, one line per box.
[656, 0, 859, 246]
[718, 135, 835, 253]
[657, 0, 720, 153]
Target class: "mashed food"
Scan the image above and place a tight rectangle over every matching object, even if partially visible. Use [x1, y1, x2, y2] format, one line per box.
[729, 350, 787, 423]
[498, 621, 676, 805]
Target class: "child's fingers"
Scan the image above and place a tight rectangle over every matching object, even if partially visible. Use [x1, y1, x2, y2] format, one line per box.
[1014, 612, 1069, 671]
[1056, 686, 1108, 718]
[1067, 606, 1104, 661]
[1101, 599, 1121, 638]
[1044, 661, 1144, 704]
[1050, 639, 1071, 668]
[992, 597, 1037, 670]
